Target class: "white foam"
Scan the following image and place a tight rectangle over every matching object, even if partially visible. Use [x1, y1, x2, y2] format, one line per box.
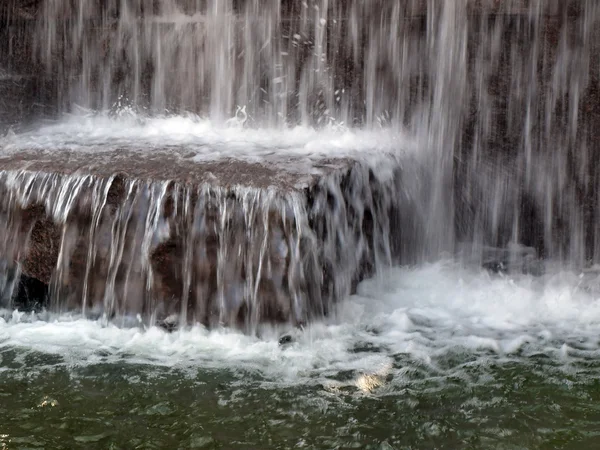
[2, 261, 600, 387]
[0, 113, 416, 166]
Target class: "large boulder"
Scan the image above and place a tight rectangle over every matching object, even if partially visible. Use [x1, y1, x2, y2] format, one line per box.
[0, 148, 405, 330]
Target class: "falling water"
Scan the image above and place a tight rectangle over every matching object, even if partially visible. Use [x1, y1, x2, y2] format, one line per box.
[4, 3, 600, 446]
[1, 0, 600, 327]
[31, 0, 600, 259]
[0, 146, 405, 329]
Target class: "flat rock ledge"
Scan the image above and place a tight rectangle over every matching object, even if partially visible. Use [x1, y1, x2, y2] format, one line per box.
[0, 149, 404, 332]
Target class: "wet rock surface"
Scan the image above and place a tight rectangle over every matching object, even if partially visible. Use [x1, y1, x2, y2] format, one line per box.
[0, 150, 404, 331]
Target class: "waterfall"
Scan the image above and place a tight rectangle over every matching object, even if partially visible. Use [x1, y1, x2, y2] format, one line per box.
[0, 145, 406, 329]
[0, 0, 599, 328]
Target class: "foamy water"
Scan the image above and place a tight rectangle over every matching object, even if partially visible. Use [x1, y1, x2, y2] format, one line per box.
[0, 113, 416, 166]
[2, 261, 599, 387]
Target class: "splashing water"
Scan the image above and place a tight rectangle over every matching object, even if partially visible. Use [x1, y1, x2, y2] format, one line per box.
[2, 260, 600, 382]
[1, 2, 600, 447]
[27, 0, 600, 265]
[0, 115, 418, 330]
[1, 0, 600, 327]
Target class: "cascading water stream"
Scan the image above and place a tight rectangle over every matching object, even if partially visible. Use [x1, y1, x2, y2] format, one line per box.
[31, 0, 600, 261]
[5, 4, 600, 446]
[0, 0, 600, 328]
[0, 144, 406, 329]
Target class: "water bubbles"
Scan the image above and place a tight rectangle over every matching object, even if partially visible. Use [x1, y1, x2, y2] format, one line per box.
[38, 396, 59, 408]
[109, 95, 139, 118]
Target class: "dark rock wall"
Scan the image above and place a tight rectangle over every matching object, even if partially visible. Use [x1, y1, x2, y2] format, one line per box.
[454, 5, 600, 265]
[0, 0, 54, 132]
